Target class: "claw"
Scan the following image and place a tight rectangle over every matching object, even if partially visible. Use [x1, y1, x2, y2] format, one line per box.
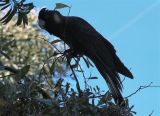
[64, 49, 79, 66]
[64, 49, 77, 58]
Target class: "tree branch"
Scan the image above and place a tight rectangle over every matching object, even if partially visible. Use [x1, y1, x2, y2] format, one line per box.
[68, 61, 82, 96]
[126, 82, 160, 98]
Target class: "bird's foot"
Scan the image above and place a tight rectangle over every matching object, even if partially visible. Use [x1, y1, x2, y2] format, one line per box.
[64, 49, 77, 58]
[63, 49, 78, 64]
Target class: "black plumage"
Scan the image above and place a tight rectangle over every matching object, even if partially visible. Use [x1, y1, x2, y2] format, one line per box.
[38, 8, 133, 105]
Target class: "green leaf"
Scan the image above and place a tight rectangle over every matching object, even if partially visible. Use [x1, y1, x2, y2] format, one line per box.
[83, 57, 90, 68]
[23, 3, 34, 12]
[65, 82, 70, 95]
[22, 13, 28, 27]
[0, 3, 10, 11]
[16, 13, 23, 26]
[0, 3, 8, 7]
[87, 57, 94, 67]
[92, 99, 95, 105]
[0, 7, 12, 21]
[51, 39, 62, 45]
[53, 79, 63, 92]
[93, 88, 97, 93]
[16, 65, 30, 79]
[96, 85, 100, 92]
[71, 88, 74, 92]
[2, 5, 17, 24]
[54, 3, 69, 9]
[37, 86, 51, 99]
[49, 60, 55, 75]
[83, 56, 94, 68]
[103, 91, 112, 103]
[3, 66, 17, 73]
[43, 66, 50, 76]
[0, 49, 10, 60]
[2, 39, 16, 51]
[87, 77, 98, 80]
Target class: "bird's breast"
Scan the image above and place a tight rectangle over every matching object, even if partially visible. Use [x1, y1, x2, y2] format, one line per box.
[62, 33, 84, 54]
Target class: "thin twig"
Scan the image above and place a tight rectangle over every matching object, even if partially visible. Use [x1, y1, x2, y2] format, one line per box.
[0, 73, 15, 78]
[121, 76, 125, 83]
[68, 60, 81, 96]
[39, 55, 62, 82]
[0, 49, 10, 60]
[78, 63, 88, 89]
[3, 66, 18, 74]
[126, 82, 160, 98]
[149, 110, 154, 116]
[40, 37, 63, 54]
[88, 94, 104, 99]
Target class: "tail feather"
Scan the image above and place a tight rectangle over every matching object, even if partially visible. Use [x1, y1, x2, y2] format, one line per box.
[90, 54, 124, 105]
[114, 56, 133, 79]
[84, 36, 133, 105]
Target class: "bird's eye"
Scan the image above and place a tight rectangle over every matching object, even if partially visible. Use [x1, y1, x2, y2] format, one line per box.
[38, 19, 46, 29]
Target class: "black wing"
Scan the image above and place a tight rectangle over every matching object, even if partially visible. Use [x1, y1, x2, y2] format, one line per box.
[66, 16, 133, 104]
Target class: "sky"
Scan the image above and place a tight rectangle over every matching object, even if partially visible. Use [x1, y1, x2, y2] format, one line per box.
[30, 0, 160, 115]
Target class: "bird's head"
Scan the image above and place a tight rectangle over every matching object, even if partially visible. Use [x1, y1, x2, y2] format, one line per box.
[38, 8, 64, 35]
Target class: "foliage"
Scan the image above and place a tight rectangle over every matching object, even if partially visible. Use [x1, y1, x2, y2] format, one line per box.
[0, 0, 34, 26]
[0, 1, 135, 116]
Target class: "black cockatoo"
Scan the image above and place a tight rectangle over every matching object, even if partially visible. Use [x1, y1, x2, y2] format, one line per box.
[38, 8, 133, 105]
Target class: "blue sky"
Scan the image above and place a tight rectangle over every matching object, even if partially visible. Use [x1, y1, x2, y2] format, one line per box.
[31, 0, 160, 115]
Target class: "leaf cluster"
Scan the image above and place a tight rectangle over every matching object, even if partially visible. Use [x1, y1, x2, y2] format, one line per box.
[0, 0, 34, 26]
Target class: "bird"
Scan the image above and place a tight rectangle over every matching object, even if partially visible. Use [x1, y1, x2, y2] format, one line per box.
[38, 8, 133, 105]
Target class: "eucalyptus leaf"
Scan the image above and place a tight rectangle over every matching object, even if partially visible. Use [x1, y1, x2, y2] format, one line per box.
[51, 39, 62, 45]
[2, 6, 17, 24]
[0, 3, 10, 11]
[49, 60, 55, 75]
[0, 49, 10, 60]
[87, 77, 98, 80]
[15, 65, 30, 79]
[16, 13, 23, 26]
[0, 3, 8, 7]
[22, 13, 28, 27]
[55, 3, 69, 9]
[0, 7, 12, 22]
